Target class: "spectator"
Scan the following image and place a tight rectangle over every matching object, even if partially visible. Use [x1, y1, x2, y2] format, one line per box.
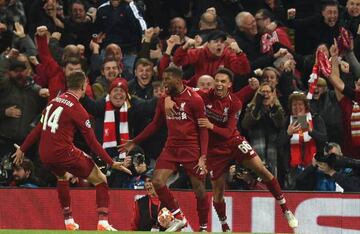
[191, 10, 218, 42]
[130, 169, 164, 231]
[168, 17, 189, 44]
[173, 30, 251, 87]
[196, 75, 215, 92]
[128, 58, 167, 164]
[234, 11, 289, 70]
[92, 58, 121, 99]
[80, 78, 157, 160]
[278, 92, 327, 189]
[309, 77, 344, 144]
[242, 82, 285, 176]
[316, 142, 360, 192]
[326, 41, 360, 158]
[296, 143, 341, 191]
[152, 81, 165, 98]
[10, 22, 38, 57]
[227, 164, 268, 190]
[35, 26, 93, 100]
[27, 0, 64, 37]
[341, 0, 360, 41]
[260, 66, 296, 110]
[128, 58, 155, 99]
[95, 0, 147, 74]
[0, 59, 48, 158]
[10, 158, 43, 188]
[255, 8, 293, 50]
[62, 0, 95, 48]
[0, 1, 15, 53]
[89, 42, 131, 82]
[287, 0, 341, 55]
[123, 151, 154, 189]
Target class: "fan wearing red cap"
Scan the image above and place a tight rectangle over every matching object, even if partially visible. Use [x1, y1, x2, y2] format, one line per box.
[108, 77, 129, 108]
[79, 76, 158, 163]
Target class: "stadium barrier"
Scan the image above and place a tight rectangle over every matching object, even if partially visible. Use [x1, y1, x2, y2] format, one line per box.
[0, 189, 359, 233]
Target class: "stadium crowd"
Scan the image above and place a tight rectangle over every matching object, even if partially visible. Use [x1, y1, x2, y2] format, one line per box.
[1, 0, 360, 193]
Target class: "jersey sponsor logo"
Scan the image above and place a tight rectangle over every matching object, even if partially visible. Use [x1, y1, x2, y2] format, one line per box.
[205, 108, 228, 123]
[85, 120, 91, 128]
[206, 104, 213, 109]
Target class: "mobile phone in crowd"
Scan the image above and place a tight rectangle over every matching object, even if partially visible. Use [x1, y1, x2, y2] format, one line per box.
[292, 115, 308, 129]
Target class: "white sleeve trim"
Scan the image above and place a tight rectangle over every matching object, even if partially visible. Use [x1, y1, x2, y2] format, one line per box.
[129, 1, 147, 32]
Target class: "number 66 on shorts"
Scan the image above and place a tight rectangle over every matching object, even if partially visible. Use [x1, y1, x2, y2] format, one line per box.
[238, 140, 254, 155]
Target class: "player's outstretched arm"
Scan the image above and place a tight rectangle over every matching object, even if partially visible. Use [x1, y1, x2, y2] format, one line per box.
[16, 122, 42, 160]
[131, 98, 165, 144]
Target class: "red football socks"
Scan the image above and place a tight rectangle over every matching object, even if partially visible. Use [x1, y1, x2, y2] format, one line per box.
[196, 195, 209, 226]
[96, 182, 110, 220]
[265, 177, 289, 213]
[156, 186, 179, 212]
[213, 200, 227, 222]
[57, 180, 72, 219]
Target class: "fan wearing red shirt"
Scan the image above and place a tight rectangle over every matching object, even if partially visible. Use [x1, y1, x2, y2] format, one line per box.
[12, 72, 130, 231]
[120, 66, 209, 232]
[325, 41, 360, 159]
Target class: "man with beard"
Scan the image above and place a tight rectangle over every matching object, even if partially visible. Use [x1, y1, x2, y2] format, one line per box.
[0, 59, 48, 158]
[92, 58, 122, 100]
[10, 158, 43, 188]
[173, 30, 251, 87]
[120, 66, 209, 232]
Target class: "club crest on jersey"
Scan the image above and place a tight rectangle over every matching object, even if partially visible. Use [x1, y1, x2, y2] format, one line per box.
[104, 128, 109, 136]
[223, 107, 229, 115]
[167, 102, 187, 120]
[180, 102, 186, 111]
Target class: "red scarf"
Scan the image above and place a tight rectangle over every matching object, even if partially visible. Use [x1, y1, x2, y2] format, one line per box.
[351, 101, 360, 146]
[337, 27, 351, 56]
[103, 95, 129, 158]
[290, 113, 317, 167]
[261, 31, 279, 54]
[307, 51, 331, 99]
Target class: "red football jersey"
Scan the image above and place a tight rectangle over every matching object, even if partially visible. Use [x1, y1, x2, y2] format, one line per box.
[21, 92, 113, 165]
[199, 89, 242, 153]
[134, 87, 208, 159]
